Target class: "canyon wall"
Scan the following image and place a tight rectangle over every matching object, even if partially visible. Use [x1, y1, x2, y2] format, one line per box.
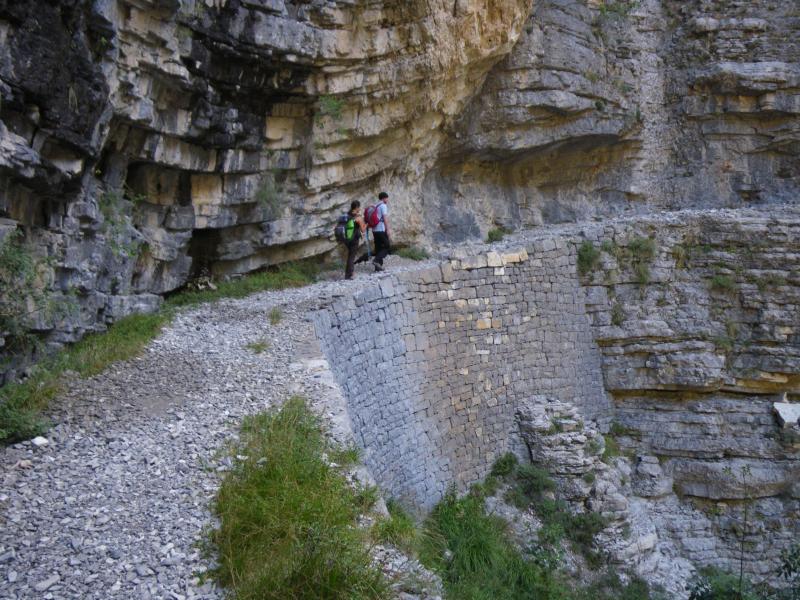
[314, 207, 800, 582]
[2, 0, 799, 373]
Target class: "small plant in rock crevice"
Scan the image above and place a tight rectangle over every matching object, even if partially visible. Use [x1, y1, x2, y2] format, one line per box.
[598, 0, 640, 20]
[99, 189, 143, 259]
[628, 236, 656, 285]
[372, 498, 418, 554]
[487, 226, 509, 243]
[255, 171, 282, 220]
[577, 241, 601, 276]
[490, 453, 609, 568]
[315, 94, 344, 124]
[710, 272, 736, 293]
[611, 302, 625, 326]
[0, 230, 55, 360]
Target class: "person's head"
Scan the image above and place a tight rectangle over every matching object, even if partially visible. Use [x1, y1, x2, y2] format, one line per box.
[350, 200, 361, 212]
[378, 191, 389, 203]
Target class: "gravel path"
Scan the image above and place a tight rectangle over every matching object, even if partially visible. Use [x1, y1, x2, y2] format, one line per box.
[0, 258, 431, 600]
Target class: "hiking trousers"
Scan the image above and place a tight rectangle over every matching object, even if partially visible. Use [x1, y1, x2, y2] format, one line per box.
[373, 231, 390, 265]
[345, 240, 360, 279]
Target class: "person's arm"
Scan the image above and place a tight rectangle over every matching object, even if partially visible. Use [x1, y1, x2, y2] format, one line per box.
[357, 216, 366, 233]
[383, 214, 390, 239]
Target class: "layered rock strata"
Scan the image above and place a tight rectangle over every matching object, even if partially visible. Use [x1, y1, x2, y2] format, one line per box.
[2, 0, 799, 374]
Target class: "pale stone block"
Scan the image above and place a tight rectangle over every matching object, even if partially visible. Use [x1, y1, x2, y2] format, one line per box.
[461, 254, 488, 270]
[486, 251, 503, 267]
[774, 403, 800, 428]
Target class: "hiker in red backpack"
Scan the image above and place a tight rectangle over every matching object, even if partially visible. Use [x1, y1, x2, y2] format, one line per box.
[355, 191, 391, 272]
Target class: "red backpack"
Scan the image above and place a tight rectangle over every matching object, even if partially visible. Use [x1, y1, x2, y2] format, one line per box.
[364, 204, 382, 229]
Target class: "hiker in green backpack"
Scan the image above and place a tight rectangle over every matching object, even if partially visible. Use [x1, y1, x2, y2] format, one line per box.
[344, 200, 366, 280]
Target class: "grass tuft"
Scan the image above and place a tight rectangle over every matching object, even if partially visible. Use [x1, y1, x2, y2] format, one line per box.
[0, 310, 171, 442]
[373, 498, 418, 554]
[394, 246, 430, 261]
[167, 261, 319, 308]
[419, 488, 570, 599]
[710, 273, 736, 293]
[245, 340, 269, 354]
[491, 452, 519, 477]
[268, 307, 282, 325]
[207, 397, 387, 600]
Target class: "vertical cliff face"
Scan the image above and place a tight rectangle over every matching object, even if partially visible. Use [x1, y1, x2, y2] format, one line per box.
[0, 0, 530, 370]
[424, 0, 800, 236]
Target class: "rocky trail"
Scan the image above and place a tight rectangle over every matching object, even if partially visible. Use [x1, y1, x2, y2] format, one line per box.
[0, 259, 429, 600]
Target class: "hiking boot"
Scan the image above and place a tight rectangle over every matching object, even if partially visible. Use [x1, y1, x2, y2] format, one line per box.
[373, 260, 384, 272]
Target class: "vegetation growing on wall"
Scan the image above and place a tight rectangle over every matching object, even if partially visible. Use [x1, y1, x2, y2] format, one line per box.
[315, 94, 344, 124]
[99, 189, 143, 258]
[255, 171, 283, 220]
[0, 230, 55, 360]
[578, 241, 601, 276]
[487, 226, 509, 243]
[394, 246, 430, 261]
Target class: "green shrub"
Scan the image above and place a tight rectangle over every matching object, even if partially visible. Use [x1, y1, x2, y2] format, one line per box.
[268, 307, 282, 325]
[602, 435, 621, 462]
[687, 567, 759, 600]
[634, 262, 650, 285]
[627, 236, 656, 284]
[710, 273, 736, 292]
[577, 241, 601, 276]
[419, 489, 571, 600]
[491, 452, 519, 477]
[629, 235, 655, 259]
[598, 0, 639, 19]
[394, 246, 429, 261]
[574, 570, 655, 600]
[487, 227, 508, 243]
[207, 397, 387, 600]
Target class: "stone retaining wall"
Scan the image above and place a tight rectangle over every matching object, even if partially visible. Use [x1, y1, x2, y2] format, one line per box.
[314, 239, 609, 509]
